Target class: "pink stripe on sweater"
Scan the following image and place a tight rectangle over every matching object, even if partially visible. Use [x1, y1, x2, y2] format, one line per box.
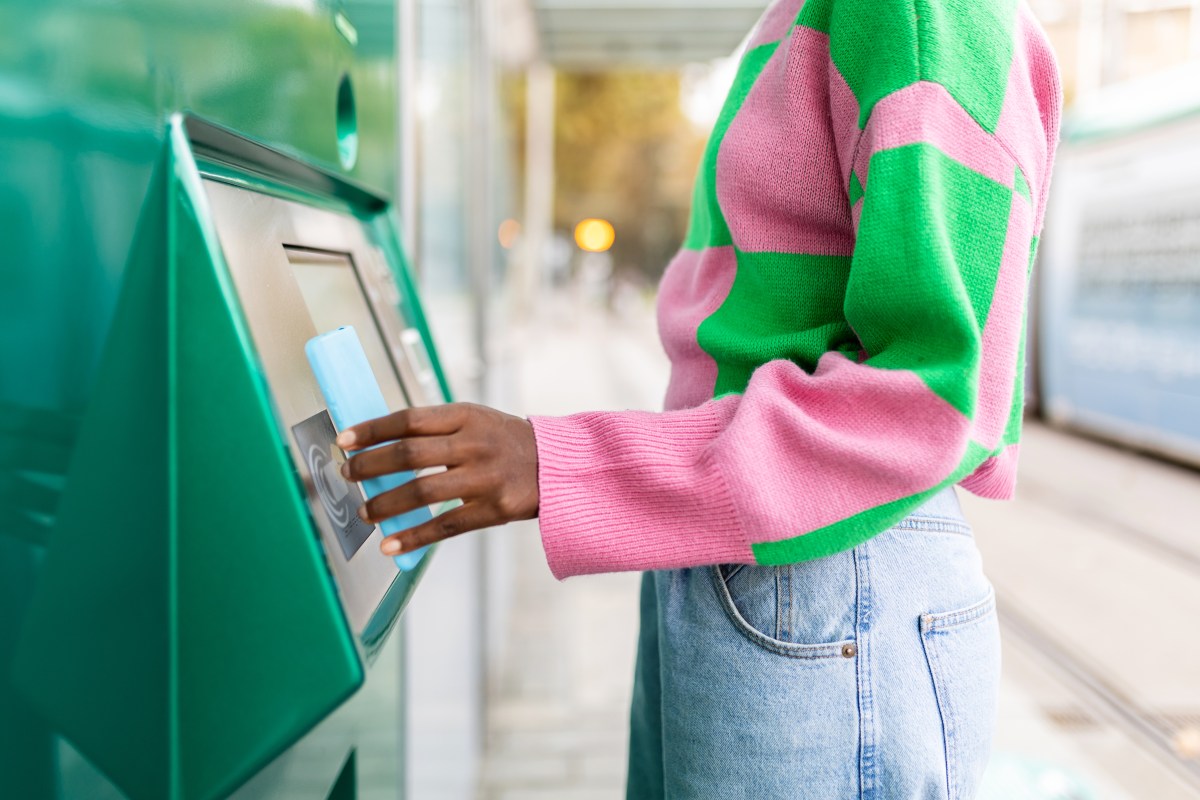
[745, 0, 804, 49]
[657, 247, 738, 411]
[714, 353, 970, 542]
[716, 26, 855, 256]
[829, 58, 861, 190]
[530, 400, 753, 579]
[972, 193, 1034, 451]
[995, 6, 1062, 232]
[960, 444, 1020, 499]
[531, 353, 975, 577]
[854, 81, 1015, 190]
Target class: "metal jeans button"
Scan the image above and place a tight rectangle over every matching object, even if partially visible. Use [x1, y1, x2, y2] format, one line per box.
[842, 643, 858, 658]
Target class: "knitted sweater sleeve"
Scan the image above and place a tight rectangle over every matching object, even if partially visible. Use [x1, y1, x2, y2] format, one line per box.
[528, 0, 1062, 579]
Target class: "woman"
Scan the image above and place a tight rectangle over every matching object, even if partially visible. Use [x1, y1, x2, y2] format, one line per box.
[337, 0, 1061, 794]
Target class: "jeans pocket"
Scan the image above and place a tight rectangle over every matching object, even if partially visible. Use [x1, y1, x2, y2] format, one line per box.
[711, 564, 856, 659]
[920, 586, 1001, 800]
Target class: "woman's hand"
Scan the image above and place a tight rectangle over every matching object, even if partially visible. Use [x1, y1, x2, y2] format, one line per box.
[336, 403, 539, 557]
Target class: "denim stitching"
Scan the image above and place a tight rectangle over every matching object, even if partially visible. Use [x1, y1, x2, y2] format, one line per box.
[921, 589, 996, 632]
[892, 516, 973, 536]
[920, 588, 997, 799]
[722, 563, 746, 583]
[854, 544, 878, 799]
[921, 625, 955, 799]
[774, 566, 784, 641]
[782, 566, 792, 642]
[710, 566, 854, 659]
[782, 563, 792, 642]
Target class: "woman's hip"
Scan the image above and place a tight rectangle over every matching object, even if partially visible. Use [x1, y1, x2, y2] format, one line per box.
[635, 486, 1000, 799]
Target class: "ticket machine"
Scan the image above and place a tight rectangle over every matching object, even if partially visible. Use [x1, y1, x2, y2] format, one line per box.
[4, 88, 447, 800]
[0, 3, 456, 795]
[9, 113, 450, 798]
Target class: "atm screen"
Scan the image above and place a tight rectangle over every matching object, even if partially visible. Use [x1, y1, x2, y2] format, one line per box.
[286, 247, 409, 414]
[204, 179, 420, 633]
[287, 248, 413, 562]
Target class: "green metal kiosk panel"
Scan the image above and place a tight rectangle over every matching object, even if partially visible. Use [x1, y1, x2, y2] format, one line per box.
[171, 126, 367, 799]
[0, 0, 396, 193]
[0, 0, 399, 434]
[11, 148, 174, 800]
[0, 2, 444, 796]
[13, 122, 368, 800]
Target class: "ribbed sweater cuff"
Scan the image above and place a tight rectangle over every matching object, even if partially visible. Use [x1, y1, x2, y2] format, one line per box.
[528, 405, 751, 580]
[959, 444, 1020, 500]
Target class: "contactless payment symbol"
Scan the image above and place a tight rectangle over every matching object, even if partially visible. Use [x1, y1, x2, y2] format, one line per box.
[292, 410, 375, 560]
[309, 442, 351, 527]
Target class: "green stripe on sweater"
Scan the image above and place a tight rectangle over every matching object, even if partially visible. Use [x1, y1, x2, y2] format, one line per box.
[698, 251, 858, 395]
[848, 142, 1012, 417]
[803, 0, 1018, 132]
[750, 440, 991, 564]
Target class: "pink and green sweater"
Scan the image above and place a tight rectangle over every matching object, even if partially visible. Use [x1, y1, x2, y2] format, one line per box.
[528, 0, 1062, 579]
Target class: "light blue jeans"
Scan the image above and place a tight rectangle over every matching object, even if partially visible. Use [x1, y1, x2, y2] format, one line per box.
[626, 486, 1000, 799]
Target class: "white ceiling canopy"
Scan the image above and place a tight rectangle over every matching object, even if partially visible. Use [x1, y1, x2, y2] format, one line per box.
[530, 0, 767, 67]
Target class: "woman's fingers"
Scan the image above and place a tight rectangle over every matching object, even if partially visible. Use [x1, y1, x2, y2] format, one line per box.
[342, 435, 462, 481]
[337, 402, 539, 549]
[336, 404, 471, 451]
[358, 468, 481, 525]
[379, 502, 496, 556]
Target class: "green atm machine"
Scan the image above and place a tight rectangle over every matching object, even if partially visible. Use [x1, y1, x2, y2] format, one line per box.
[0, 3, 449, 799]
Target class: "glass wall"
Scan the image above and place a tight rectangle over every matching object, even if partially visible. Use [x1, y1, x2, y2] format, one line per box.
[413, 0, 478, 400]
[402, 0, 493, 795]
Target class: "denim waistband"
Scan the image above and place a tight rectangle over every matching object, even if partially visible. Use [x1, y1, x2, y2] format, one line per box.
[891, 485, 969, 531]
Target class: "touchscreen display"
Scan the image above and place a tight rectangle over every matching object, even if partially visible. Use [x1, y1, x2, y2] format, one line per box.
[288, 247, 411, 562]
[287, 247, 409, 413]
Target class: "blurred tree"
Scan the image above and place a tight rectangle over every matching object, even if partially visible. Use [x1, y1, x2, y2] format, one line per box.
[503, 70, 708, 284]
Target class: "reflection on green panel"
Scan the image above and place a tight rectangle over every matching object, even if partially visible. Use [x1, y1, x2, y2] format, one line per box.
[0, 1, 422, 798]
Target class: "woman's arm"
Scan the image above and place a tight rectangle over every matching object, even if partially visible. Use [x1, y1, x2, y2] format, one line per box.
[340, 0, 1062, 578]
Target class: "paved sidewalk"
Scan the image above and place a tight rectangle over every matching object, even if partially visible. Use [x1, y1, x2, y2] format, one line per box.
[477, 518, 639, 800]
[478, 296, 665, 799]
